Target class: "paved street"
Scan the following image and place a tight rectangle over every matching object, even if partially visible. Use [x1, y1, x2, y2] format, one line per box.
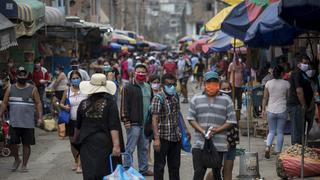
[0, 85, 319, 180]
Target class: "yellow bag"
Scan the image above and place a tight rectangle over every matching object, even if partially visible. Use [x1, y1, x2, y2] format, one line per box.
[194, 65, 198, 74]
[44, 118, 57, 131]
[58, 123, 66, 138]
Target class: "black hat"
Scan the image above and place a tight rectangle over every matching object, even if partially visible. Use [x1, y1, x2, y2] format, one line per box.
[17, 67, 28, 78]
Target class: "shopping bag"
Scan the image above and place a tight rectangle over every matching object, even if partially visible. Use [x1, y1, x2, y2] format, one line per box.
[176, 81, 181, 93]
[178, 112, 192, 153]
[58, 123, 66, 137]
[104, 153, 145, 180]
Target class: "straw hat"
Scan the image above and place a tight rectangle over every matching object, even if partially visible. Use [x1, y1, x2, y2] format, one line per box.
[80, 73, 116, 95]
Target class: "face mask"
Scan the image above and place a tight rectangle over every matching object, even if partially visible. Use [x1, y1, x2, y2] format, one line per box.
[17, 78, 27, 84]
[205, 82, 220, 96]
[300, 63, 309, 72]
[71, 78, 81, 86]
[35, 63, 41, 68]
[219, 90, 232, 98]
[135, 72, 147, 82]
[151, 83, 160, 91]
[71, 65, 79, 71]
[55, 70, 60, 75]
[8, 63, 13, 67]
[306, 69, 316, 78]
[223, 57, 228, 61]
[0, 80, 3, 86]
[164, 85, 176, 96]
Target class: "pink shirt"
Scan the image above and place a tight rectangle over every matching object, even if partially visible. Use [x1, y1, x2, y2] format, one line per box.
[228, 62, 244, 87]
[121, 60, 129, 80]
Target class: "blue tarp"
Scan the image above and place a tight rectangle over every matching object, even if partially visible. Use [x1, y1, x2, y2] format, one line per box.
[244, 2, 301, 48]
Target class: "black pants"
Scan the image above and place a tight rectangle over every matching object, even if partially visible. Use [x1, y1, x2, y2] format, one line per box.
[192, 148, 223, 180]
[233, 87, 243, 110]
[154, 139, 181, 180]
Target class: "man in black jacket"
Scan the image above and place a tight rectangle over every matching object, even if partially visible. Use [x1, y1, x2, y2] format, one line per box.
[120, 63, 153, 176]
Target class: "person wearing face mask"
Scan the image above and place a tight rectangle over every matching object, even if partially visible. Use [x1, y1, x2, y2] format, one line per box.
[32, 59, 50, 101]
[288, 55, 315, 145]
[187, 71, 237, 180]
[0, 67, 43, 172]
[163, 56, 177, 76]
[60, 71, 87, 174]
[67, 59, 90, 81]
[120, 63, 154, 176]
[52, 65, 68, 100]
[103, 65, 119, 102]
[151, 73, 191, 180]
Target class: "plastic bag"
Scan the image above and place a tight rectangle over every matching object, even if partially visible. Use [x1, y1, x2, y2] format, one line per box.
[178, 112, 191, 153]
[309, 119, 320, 140]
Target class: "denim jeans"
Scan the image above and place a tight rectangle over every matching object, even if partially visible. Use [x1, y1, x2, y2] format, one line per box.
[266, 111, 288, 152]
[288, 105, 315, 145]
[124, 126, 149, 173]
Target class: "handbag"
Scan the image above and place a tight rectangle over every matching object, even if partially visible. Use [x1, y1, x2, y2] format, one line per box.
[58, 88, 71, 124]
[178, 112, 192, 152]
[201, 138, 222, 168]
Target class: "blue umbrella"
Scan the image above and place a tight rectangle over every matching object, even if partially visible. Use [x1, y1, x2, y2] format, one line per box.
[203, 31, 244, 53]
[244, 2, 302, 48]
[110, 42, 122, 52]
[279, 0, 320, 31]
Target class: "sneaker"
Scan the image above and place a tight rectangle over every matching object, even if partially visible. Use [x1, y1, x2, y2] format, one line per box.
[142, 170, 154, 176]
[265, 147, 270, 159]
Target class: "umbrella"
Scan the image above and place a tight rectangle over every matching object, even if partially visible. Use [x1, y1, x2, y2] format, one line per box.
[202, 31, 244, 53]
[205, 4, 238, 32]
[109, 42, 122, 52]
[279, 0, 320, 31]
[221, 0, 279, 40]
[178, 36, 195, 43]
[244, 1, 302, 48]
[187, 37, 210, 53]
[111, 33, 137, 45]
[147, 41, 167, 51]
[224, 0, 243, 5]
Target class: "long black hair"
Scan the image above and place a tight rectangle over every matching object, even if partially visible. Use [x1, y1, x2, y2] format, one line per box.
[273, 65, 284, 79]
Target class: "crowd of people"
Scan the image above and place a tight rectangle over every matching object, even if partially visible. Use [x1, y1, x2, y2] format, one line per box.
[0, 51, 319, 180]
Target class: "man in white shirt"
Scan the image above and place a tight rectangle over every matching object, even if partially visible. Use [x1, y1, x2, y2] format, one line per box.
[67, 59, 90, 81]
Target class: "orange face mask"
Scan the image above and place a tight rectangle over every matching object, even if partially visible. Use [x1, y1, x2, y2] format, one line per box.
[205, 82, 220, 96]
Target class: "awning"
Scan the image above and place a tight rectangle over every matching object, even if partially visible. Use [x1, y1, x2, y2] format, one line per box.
[0, 13, 17, 51]
[0, 0, 45, 37]
[45, 6, 65, 26]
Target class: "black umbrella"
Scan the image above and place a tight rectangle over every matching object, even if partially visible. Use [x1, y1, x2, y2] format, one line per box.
[279, 0, 320, 31]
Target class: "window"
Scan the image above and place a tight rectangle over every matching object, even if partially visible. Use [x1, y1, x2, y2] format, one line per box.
[206, 3, 212, 11]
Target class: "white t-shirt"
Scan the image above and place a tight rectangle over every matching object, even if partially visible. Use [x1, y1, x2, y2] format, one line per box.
[265, 79, 290, 114]
[68, 90, 87, 120]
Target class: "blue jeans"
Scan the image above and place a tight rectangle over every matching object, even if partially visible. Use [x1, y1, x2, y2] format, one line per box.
[266, 111, 288, 152]
[124, 126, 149, 173]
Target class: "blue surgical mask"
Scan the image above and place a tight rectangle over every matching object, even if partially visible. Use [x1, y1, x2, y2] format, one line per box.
[164, 85, 176, 96]
[71, 78, 81, 86]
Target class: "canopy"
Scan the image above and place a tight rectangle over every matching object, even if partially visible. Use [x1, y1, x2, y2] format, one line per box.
[178, 36, 195, 44]
[279, 0, 320, 31]
[205, 4, 238, 32]
[111, 33, 136, 45]
[187, 37, 210, 53]
[0, 13, 17, 51]
[245, 2, 301, 48]
[0, 0, 45, 37]
[224, 0, 243, 5]
[45, 6, 65, 26]
[202, 31, 244, 53]
[221, 0, 279, 40]
[146, 41, 167, 51]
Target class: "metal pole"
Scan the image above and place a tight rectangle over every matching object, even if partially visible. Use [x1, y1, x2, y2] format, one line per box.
[301, 108, 307, 179]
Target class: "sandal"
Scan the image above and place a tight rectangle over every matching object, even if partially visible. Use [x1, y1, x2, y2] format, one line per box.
[76, 167, 82, 174]
[20, 166, 29, 173]
[11, 159, 21, 172]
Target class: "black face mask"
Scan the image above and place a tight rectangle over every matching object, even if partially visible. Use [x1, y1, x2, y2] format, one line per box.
[17, 78, 27, 84]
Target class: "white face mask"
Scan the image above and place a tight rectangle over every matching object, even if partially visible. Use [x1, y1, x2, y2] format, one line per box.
[8, 63, 13, 67]
[306, 69, 315, 78]
[299, 63, 309, 72]
[223, 57, 228, 61]
[151, 83, 160, 90]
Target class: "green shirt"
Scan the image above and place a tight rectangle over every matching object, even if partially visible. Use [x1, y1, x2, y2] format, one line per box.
[138, 82, 151, 123]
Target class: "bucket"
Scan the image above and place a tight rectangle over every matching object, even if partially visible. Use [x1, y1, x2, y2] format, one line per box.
[238, 152, 260, 179]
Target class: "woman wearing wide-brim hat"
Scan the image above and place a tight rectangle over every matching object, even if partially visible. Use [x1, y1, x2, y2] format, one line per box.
[72, 73, 125, 180]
